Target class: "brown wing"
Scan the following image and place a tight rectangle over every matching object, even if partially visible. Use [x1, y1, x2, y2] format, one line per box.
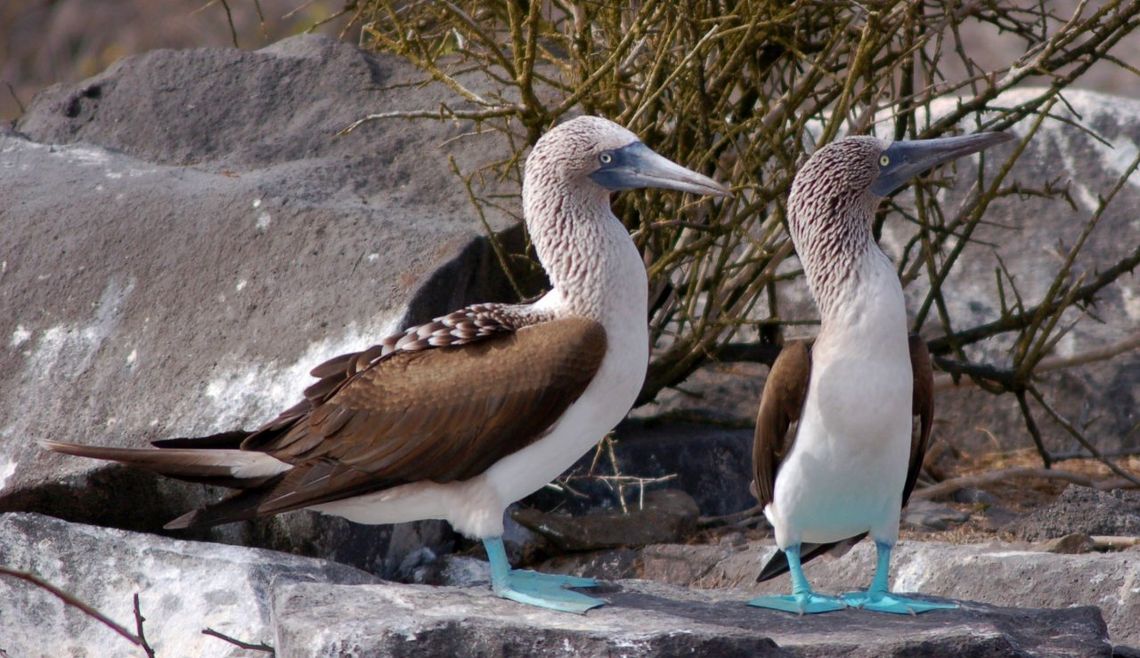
[756, 335, 936, 582]
[168, 316, 606, 528]
[751, 340, 811, 508]
[238, 303, 524, 438]
[902, 334, 934, 507]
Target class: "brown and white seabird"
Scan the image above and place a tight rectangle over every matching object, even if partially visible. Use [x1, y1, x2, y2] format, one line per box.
[747, 132, 1011, 615]
[43, 115, 728, 614]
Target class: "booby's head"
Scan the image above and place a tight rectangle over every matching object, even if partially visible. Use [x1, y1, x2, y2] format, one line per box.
[788, 132, 1012, 236]
[523, 116, 729, 206]
[869, 132, 1013, 197]
[787, 131, 1011, 317]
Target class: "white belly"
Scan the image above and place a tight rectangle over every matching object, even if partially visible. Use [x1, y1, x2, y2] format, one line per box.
[766, 349, 913, 547]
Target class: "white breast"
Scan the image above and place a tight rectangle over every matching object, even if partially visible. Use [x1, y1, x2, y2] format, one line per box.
[485, 225, 649, 507]
[766, 253, 913, 546]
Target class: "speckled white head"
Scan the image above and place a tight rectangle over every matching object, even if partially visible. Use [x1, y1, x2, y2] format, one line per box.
[520, 116, 728, 317]
[787, 132, 1011, 317]
[523, 116, 727, 208]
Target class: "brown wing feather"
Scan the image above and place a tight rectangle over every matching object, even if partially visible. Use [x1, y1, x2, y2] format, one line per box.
[248, 304, 522, 439]
[170, 317, 607, 528]
[752, 340, 811, 509]
[756, 335, 936, 582]
[903, 334, 934, 506]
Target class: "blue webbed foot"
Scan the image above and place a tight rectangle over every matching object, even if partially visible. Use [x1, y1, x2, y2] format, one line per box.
[842, 590, 957, 615]
[508, 569, 598, 590]
[494, 569, 603, 614]
[747, 544, 845, 614]
[483, 537, 603, 614]
[843, 541, 958, 614]
[748, 592, 846, 615]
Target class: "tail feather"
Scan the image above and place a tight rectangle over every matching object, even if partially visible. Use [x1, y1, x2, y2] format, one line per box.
[39, 440, 291, 490]
[756, 536, 863, 582]
[163, 480, 287, 529]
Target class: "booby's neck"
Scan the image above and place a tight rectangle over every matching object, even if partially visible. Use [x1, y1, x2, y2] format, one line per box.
[524, 175, 646, 323]
[789, 190, 906, 343]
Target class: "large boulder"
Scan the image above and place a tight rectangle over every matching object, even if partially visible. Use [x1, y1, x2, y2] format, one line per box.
[0, 34, 522, 575]
[3, 513, 1112, 657]
[0, 512, 378, 658]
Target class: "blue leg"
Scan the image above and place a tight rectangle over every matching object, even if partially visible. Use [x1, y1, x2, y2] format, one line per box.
[483, 537, 603, 614]
[841, 541, 957, 615]
[747, 544, 846, 614]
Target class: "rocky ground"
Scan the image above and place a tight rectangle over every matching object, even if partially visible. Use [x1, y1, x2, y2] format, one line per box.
[1, 32, 1139, 658]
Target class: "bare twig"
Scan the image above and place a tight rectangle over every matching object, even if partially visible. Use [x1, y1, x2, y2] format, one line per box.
[912, 466, 1100, 499]
[934, 332, 1140, 391]
[1028, 385, 1140, 487]
[0, 568, 146, 653]
[202, 627, 275, 653]
[133, 593, 156, 658]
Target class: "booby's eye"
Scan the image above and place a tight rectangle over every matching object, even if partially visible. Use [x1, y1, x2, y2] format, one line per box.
[599, 152, 613, 165]
[879, 155, 890, 167]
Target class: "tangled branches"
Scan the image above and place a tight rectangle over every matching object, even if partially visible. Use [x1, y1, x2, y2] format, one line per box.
[343, 1, 1140, 469]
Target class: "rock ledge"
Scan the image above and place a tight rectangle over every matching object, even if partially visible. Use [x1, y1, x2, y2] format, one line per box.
[272, 577, 1111, 658]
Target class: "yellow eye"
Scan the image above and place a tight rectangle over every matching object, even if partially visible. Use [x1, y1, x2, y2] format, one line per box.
[880, 155, 890, 167]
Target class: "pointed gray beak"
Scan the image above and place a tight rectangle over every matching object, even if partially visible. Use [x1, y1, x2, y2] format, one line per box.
[589, 141, 730, 197]
[869, 132, 1014, 196]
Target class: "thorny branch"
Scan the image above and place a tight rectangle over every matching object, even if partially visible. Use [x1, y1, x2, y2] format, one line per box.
[0, 568, 152, 656]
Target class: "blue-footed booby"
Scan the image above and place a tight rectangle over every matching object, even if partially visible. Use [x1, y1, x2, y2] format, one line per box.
[43, 116, 728, 614]
[748, 131, 1011, 615]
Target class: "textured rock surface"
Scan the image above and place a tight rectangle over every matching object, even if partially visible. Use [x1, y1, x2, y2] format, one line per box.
[1011, 485, 1140, 541]
[0, 512, 378, 658]
[0, 513, 1120, 657]
[0, 34, 520, 573]
[272, 576, 1110, 658]
[541, 539, 1140, 648]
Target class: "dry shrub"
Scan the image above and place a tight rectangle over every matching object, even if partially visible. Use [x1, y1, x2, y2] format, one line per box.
[345, 1, 1140, 472]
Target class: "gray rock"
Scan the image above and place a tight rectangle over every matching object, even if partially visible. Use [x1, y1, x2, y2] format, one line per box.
[1011, 485, 1140, 541]
[0, 512, 378, 658]
[902, 499, 971, 531]
[953, 487, 999, 505]
[513, 488, 700, 552]
[1041, 532, 1096, 554]
[271, 577, 1110, 658]
[0, 34, 522, 574]
[551, 539, 1140, 647]
[911, 90, 1140, 458]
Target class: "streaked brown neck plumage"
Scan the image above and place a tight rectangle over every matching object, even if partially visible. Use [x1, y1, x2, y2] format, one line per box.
[523, 131, 639, 322]
[786, 137, 885, 325]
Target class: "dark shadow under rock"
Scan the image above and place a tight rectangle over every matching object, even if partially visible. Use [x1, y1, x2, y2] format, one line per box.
[512, 488, 699, 552]
[525, 420, 756, 518]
